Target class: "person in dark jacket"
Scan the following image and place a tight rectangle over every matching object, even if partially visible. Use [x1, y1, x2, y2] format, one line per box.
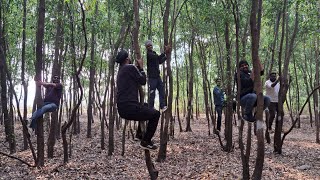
[116, 49, 160, 151]
[145, 40, 170, 112]
[29, 75, 63, 130]
[235, 60, 270, 122]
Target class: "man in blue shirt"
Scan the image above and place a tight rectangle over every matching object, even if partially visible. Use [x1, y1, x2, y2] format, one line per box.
[213, 78, 224, 131]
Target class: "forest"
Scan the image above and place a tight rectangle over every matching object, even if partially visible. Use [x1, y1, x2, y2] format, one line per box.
[0, 0, 319, 179]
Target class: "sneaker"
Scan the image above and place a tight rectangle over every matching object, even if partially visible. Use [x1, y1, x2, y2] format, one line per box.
[140, 140, 158, 151]
[243, 114, 255, 122]
[160, 106, 168, 113]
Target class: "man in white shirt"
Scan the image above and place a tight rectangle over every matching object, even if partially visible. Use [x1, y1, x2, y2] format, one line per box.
[265, 72, 280, 132]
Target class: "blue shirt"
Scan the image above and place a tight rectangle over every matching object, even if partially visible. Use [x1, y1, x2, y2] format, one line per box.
[213, 86, 224, 106]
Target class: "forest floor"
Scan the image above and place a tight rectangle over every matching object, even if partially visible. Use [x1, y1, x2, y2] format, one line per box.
[0, 114, 320, 180]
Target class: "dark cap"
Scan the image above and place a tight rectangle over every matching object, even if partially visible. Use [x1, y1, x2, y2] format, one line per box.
[116, 50, 129, 64]
[239, 60, 249, 67]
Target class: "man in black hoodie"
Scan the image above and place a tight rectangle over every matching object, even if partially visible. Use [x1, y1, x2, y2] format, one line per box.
[145, 40, 170, 112]
[116, 50, 160, 151]
[236, 60, 270, 122]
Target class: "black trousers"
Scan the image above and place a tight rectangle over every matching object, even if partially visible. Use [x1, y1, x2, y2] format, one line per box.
[268, 102, 278, 130]
[117, 102, 160, 142]
[215, 105, 223, 131]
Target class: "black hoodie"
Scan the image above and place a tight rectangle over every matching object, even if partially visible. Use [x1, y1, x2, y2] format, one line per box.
[146, 50, 166, 78]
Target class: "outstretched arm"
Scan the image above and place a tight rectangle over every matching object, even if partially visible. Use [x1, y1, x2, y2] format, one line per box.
[36, 81, 59, 88]
[133, 58, 147, 85]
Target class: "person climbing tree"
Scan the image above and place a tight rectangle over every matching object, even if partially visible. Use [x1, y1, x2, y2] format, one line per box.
[29, 75, 63, 130]
[145, 40, 171, 112]
[235, 60, 270, 122]
[116, 50, 160, 151]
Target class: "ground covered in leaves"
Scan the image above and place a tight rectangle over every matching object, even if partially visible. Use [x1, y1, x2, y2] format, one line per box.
[1, 115, 320, 179]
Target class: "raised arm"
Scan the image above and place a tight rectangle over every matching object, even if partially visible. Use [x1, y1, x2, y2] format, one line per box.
[133, 58, 146, 85]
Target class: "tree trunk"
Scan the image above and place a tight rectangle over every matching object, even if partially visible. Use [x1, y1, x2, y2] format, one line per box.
[87, 1, 98, 139]
[21, 0, 29, 150]
[251, 0, 265, 179]
[185, 32, 195, 132]
[315, 38, 319, 143]
[198, 41, 211, 135]
[34, 0, 45, 167]
[224, 2, 233, 153]
[48, 0, 64, 159]
[0, 10, 16, 154]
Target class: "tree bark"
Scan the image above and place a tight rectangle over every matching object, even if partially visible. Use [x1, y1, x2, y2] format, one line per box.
[250, 0, 265, 179]
[48, 0, 64, 159]
[224, 1, 233, 152]
[87, 1, 99, 139]
[185, 32, 195, 132]
[34, 0, 45, 167]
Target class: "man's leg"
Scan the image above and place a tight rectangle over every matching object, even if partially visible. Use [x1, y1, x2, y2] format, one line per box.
[240, 93, 257, 121]
[157, 77, 166, 109]
[216, 106, 222, 131]
[263, 95, 271, 110]
[148, 78, 157, 109]
[30, 103, 58, 129]
[268, 102, 277, 130]
[120, 104, 160, 142]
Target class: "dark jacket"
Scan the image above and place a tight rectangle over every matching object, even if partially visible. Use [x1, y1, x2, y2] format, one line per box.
[213, 86, 224, 106]
[116, 64, 146, 105]
[235, 69, 264, 98]
[146, 50, 166, 78]
[44, 83, 63, 106]
[235, 71, 254, 98]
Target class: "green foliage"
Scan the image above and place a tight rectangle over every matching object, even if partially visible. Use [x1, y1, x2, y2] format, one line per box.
[1, 0, 319, 113]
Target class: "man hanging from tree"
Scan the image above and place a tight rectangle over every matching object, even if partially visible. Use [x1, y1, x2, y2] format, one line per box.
[116, 50, 160, 151]
[235, 60, 270, 122]
[29, 75, 63, 130]
[145, 40, 171, 112]
[265, 72, 280, 132]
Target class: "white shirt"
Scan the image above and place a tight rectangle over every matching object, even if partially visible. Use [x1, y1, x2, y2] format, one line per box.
[265, 79, 280, 102]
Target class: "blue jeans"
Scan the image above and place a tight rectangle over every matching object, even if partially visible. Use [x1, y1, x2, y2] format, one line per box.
[240, 93, 270, 116]
[148, 77, 166, 109]
[215, 105, 223, 131]
[30, 102, 58, 129]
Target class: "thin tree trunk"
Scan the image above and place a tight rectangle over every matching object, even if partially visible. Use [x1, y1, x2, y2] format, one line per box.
[48, 0, 64, 159]
[251, 0, 265, 178]
[34, 0, 45, 167]
[21, 0, 29, 150]
[87, 1, 98, 139]
[224, 1, 233, 152]
[315, 38, 319, 143]
[185, 32, 195, 132]
[198, 41, 211, 135]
